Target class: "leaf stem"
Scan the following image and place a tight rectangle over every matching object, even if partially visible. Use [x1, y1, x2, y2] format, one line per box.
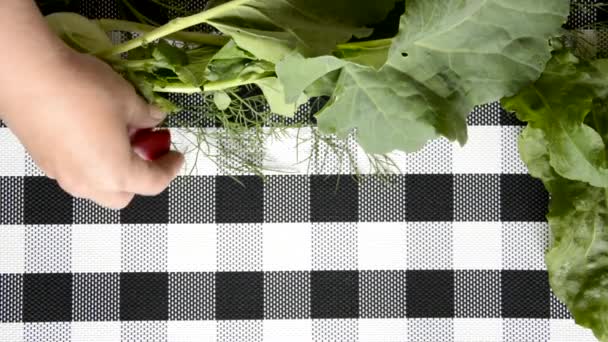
[96, 0, 249, 58]
[203, 73, 274, 92]
[98, 19, 230, 46]
[335, 38, 393, 50]
[153, 84, 202, 93]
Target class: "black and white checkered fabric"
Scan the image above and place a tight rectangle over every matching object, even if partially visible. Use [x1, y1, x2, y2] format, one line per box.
[1, 1, 605, 341]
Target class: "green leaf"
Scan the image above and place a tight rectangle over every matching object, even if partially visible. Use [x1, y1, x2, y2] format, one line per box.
[205, 41, 257, 82]
[152, 40, 189, 67]
[502, 49, 608, 188]
[126, 71, 180, 113]
[203, 0, 399, 63]
[46, 12, 113, 54]
[150, 42, 218, 87]
[304, 71, 341, 98]
[276, 54, 347, 103]
[254, 78, 308, 117]
[213, 91, 232, 110]
[309, 0, 569, 154]
[518, 125, 608, 342]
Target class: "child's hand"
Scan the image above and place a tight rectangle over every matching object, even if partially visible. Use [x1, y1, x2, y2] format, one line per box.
[2, 51, 184, 209]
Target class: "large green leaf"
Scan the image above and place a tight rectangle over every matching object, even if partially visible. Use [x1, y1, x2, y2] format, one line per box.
[502, 50, 608, 188]
[511, 50, 608, 342]
[278, 0, 569, 154]
[203, 0, 399, 63]
[518, 126, 608, 342]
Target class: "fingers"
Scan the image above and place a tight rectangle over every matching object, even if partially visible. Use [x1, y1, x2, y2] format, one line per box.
[127, 96, 167, 129]
[90, 191, 135, 210]
[123, 150, 184, 196]
[57, 178, 135, 210]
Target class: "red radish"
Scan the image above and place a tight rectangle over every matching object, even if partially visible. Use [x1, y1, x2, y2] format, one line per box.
[130, 128, 171, 161]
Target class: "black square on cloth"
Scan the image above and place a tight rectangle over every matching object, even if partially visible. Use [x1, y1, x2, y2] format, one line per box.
[23, 273, 72, 322]
[215, 272, 264, 320]
[501, 270, 551, 319]
[406, 270, 454, 318]
[455, 270, 501, 318]
[120, 272, 168, 321]
[121, 191, 169, 224]
[1, 177, 23, 224]
[406, 174, 454, 222]
[215, 176, 264, 223]
[310, 176, 359, 222]
[24, 177, 73, 225]
[311, 271, 359, 319]
[500, 174, 549, 222]
[73, 273, 119, 321]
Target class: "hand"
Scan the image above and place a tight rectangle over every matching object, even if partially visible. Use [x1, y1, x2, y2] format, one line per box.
[2, 50, 184, 209]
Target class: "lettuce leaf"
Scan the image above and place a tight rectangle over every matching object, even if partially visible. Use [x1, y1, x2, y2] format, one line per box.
[519, 125, 608, 342]
[502, 49, 608, 188]
[507, 50, 608, 341]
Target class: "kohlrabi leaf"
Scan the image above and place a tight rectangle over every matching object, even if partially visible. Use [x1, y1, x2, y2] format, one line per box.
[502, 49, 608, 188]
[518, 126, 608, 342]
[202, 0, 399, 63]
[254, 77, 308, 117]
[276, 54, 347, 103]
[46, 12, 114, 54]
[283, 0, 569, 154]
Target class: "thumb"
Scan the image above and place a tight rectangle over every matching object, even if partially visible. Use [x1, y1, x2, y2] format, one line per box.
[127, 96, 168, 129]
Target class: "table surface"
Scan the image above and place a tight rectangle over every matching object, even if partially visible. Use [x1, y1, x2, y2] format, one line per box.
[0, 1, 603, 341]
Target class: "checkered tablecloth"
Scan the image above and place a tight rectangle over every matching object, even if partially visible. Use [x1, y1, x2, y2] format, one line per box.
[0, 1, 605, 341]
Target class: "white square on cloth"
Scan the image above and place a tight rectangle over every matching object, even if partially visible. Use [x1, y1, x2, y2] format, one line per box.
[358, 318, 407, 342]
[168, 223, 216, 272]
[0, 128, 25, 176]
[0, 323, 23, 342]
[168, 321, 216, 342]
[454, 318, 502, 342]
[264, 319, 312, 342]
[358, 222, 407, 271]
[263, 223, 311, 271]
[71, 322, 121, 342]
[453, 126, 502, 174]
[453, 222, 502, 270]
[550, 319, 598, 342]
